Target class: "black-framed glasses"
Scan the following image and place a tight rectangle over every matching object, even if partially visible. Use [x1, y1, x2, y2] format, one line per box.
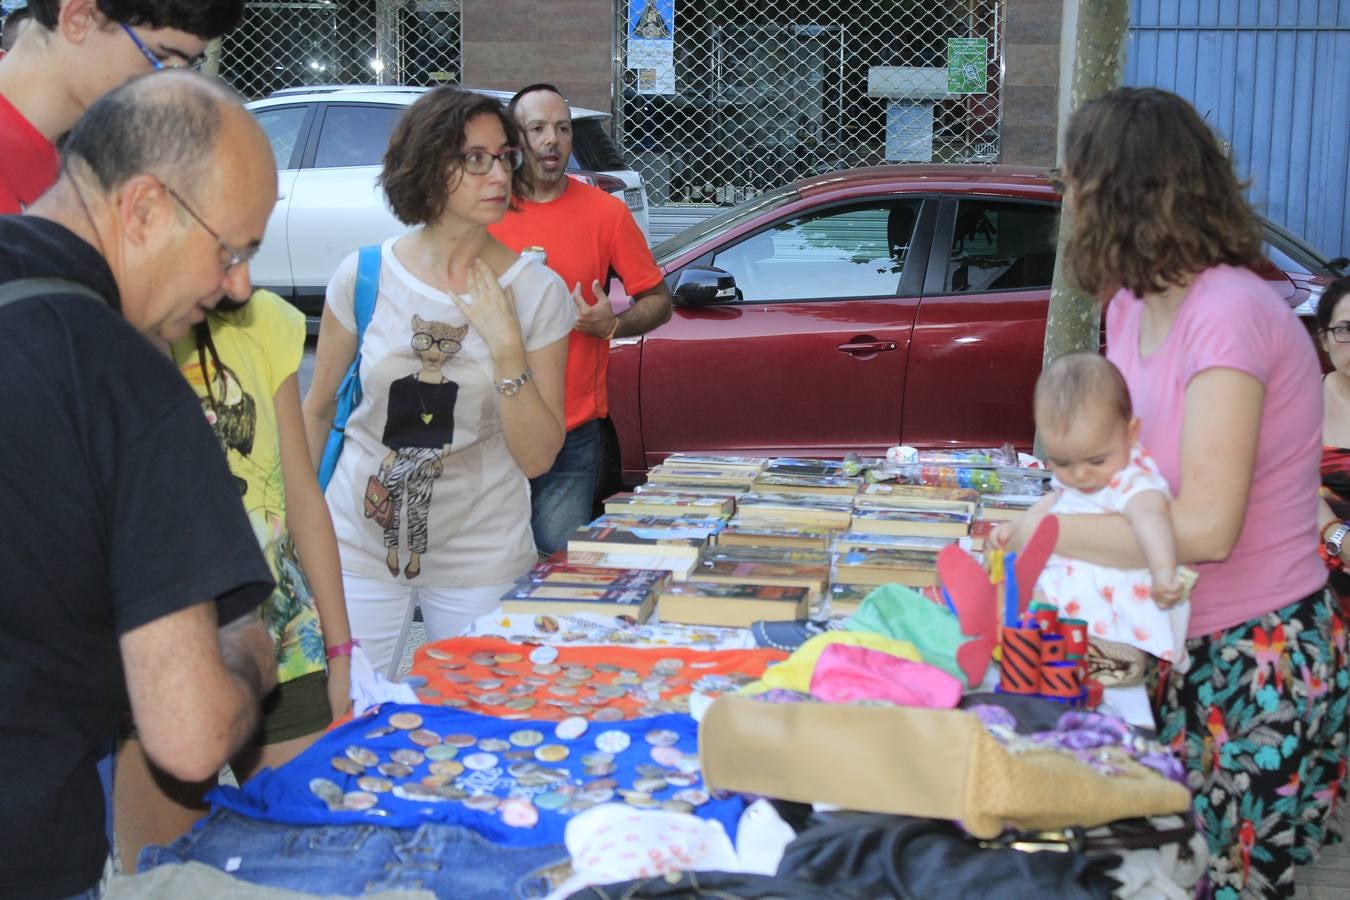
[1047, 167, 1067, 194]
[162, 184, 257, 272]
[455, 148, 524, 176]
[412, 332, 462, 354]
[120, 22, 206, 71]
[1325, 323, 1350, 344]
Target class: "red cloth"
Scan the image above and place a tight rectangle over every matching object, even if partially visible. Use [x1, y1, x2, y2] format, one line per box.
[409, 636, 786, 721]
[0, 95, 59, 214]
[490, 179, 663, 430]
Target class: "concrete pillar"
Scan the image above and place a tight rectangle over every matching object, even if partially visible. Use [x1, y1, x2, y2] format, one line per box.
[1001, 0, 1062, 165]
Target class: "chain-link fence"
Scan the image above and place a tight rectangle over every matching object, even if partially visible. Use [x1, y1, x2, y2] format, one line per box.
[614, 0, 1002, 207]
[217, 0, 461, 101]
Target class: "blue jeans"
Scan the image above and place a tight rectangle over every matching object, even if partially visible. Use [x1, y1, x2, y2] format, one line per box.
[140, 809, 567, 898]
[529, 419, 601, 554]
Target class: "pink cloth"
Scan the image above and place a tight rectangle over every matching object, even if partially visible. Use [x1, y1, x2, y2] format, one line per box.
[809, 644, 963, 708]
[1106, 265, 1324, 636]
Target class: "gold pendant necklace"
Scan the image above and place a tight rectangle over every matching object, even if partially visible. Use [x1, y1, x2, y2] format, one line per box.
[418, 376, 445, 425]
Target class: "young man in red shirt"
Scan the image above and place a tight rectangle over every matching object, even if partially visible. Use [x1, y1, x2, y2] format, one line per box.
[0, 0, 245, 213]
[490, 83, 673, 554]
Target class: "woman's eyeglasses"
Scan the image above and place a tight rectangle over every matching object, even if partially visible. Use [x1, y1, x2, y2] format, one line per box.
[456, 148, 524, 176]
[412, 333, 462, 354]
[1325, 323, 1350, 343]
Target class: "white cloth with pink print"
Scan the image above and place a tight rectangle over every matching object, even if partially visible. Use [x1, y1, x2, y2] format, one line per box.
[1037, 443, 1190, 667]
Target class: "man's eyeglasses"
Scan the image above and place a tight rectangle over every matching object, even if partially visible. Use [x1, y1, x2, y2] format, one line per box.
[456, 148, 524, 176]
[1325, 323, 1350, 344]
[120, 22, 205, 71]
[1047, 167, 1067, 194]
[162, 184, 257, 272]
[412, 333, 462, 354]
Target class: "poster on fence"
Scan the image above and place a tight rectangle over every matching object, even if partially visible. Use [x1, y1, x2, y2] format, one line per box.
[628, 0, 675, 95]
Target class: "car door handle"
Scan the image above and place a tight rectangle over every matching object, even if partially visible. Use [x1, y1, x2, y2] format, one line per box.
[837, 340, 897, 355]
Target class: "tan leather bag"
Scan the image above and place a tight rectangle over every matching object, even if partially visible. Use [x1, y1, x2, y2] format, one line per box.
[699, 695, 1190, 839]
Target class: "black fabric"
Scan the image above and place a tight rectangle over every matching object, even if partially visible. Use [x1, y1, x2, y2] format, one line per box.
[958, 691, 1067, 732]
[776, 812, 1121, 900]
[0, 216, 274, 899]
[565, 870, 851, 899]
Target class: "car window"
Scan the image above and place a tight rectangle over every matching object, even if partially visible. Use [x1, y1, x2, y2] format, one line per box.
[946, 201, 1058, 292]
[313, 104, 404, 169]
[253, 105, 308, 170]
[572, 118, 628, 171]
[711, 200, 920, 302]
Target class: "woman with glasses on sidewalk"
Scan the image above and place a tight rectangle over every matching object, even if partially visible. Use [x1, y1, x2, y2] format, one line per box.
[1314, 276, 1350, 618]
[1003, 88, 1345, 898]
[302, 88, 572, 677]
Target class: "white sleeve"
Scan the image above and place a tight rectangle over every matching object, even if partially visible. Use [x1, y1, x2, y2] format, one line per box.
[515, 261, 576, 352]
[325, 250, 360, 334]
[1107, 445, 1173, 508]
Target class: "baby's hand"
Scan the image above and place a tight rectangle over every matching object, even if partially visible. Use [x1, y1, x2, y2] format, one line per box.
[1152, 571, 1185, 609]
[990, 521, 1015, 549]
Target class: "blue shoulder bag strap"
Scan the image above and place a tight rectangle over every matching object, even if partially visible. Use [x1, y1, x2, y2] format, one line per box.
[318, 245, 381, 489]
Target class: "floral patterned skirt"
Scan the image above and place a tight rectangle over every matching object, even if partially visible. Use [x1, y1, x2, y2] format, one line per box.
[1155, 588, 1348, 899]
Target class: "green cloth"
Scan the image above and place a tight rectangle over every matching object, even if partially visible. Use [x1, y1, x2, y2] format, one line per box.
[842, 584, 972, 686]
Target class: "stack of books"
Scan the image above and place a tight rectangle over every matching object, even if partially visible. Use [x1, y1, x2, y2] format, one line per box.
[498, 554, 671, 621]
[656, 544, 830, 627]
[565, 514, 724, 579]
[603, 491, 736, 519]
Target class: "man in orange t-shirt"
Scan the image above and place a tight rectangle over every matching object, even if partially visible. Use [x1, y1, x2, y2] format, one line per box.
[490, 83, 673, 553]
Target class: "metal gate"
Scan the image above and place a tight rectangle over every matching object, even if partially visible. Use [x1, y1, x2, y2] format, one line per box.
[613, 0, 1004, 208]
[1126, 0, 1350, 259]
[218, 0, 462, 101]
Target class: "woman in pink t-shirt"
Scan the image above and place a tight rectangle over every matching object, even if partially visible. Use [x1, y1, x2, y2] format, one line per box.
[1007, 88, 1346, 897]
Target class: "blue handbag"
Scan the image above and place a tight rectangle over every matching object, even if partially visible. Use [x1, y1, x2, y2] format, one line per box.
[317, 245, 381, 490]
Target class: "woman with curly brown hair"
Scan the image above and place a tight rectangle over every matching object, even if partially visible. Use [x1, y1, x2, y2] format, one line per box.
[1004, 87, 1345, 898]
[302, 87, 573, 677]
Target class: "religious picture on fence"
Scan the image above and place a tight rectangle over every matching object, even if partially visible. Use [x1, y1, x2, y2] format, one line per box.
[374, 315, 467, 580]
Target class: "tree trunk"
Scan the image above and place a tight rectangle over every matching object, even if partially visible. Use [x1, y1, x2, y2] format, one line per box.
[1036, 0, 1131, 454]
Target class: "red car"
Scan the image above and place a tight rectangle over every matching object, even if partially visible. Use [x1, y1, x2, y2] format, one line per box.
[604, 165, 1345, 485]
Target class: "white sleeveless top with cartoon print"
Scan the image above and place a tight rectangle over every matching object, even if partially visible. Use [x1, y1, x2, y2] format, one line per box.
[324, 237, 574, 587]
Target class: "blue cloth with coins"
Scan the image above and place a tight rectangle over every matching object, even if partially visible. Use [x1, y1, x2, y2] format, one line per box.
[208, 704, 743, 847]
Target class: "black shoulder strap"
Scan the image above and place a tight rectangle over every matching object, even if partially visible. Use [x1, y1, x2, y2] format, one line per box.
[0, 277, 106, 309]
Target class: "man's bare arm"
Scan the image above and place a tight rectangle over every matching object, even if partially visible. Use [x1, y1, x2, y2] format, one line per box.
[120, 604, 276, 782]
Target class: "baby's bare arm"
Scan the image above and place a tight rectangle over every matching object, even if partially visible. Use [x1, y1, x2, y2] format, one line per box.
[1123, 490, 1185, 607]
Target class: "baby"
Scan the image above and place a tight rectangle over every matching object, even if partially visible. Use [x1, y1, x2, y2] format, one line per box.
[996, 353, 1189, 666]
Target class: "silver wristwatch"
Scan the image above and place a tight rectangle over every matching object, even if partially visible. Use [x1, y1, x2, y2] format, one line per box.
[495, 366, 534, 396]
[1327, 522, 1350, 557]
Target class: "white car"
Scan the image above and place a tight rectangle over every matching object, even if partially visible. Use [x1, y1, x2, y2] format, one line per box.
[245, 85, 651, 321]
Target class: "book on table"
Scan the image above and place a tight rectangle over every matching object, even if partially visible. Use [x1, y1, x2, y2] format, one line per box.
[499, 581, 658, 622]
[700, 544, 832, 566]
[826, 582, 873, 616]
[848, 506, 971, 537]
[691, 556, 830, 596]
[657, 580, 812, 628]
[977, 493, 1042, 522]
[645, 465, 760, 488]
[751, 472, 862, 497]
[717, 524, 833, 551]
[634, 481, 750, 499]
[855, 482, 978, 515]
[566, 520, 716, 561]
[831, 531, 956, 554]
[761, 457, 849, 478]
[831, 547, 941, 587]
[565, 550, 698, 578]
[733, 492, 855, 529]
[659, 453, 770, 473]
[519, 556, 671, 591]
[603, 491, 736, 518]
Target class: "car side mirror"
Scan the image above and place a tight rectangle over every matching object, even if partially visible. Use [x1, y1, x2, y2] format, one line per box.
[1329, 256, 1348, 274]
[673, 267, 738, 307]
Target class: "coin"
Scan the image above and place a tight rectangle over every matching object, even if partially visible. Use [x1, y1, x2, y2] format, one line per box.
[594, 685, 627, 700]
[653, 658, 685, 675]
[357, 776, 392, 793]
[489, 667, 517, 678]
[555, 716, 588, 741]
[522, 675, 551, 686]
[388, 712, 424, 730]
[507, 761, 539, 778]
[548, 684, 577, 697]
[474, 679, 504, 691]
[444, 672, 473, 684]
[343, 745, 378, 767]
[660, 799, 694, 814]
[595, 730, 631, 753]
[364, 725, 396, 739]
[508, 729, 544, 748]
[587, 777, 619, 791]
[328, 759, 364, 780]
[495, 652, 524, 664]
[429, 760, 464, 777]
[425, 744, 458, 761]
[620, 790, 657, 809]
[665, 772, 697, 788]
[563, 666, 594, 680]
[434, 785, 468, 801]
[583, 762, 617, 777]
[463, 794, 501, 812]
[439, 661, 466, 671]
[442, 697, 469, 708]
[341, 790, 379, 811]
[645, 729, 680, 748]
[534, 791, 568, 811]
[673, 788, 709, 807]
[462, 752, 499, 771]
[392, 783, 446, 802]
[400, 674, 428, 689]
[504, 749, 536, 761]
[534, 744, 569, 763]
[651, 746, 683, 767]
[472, 738, 507, 753]
[675, 754, 702, 774]
[534, 616, 560, 633]
[421, 774, 450, 787]
[579, 787, 615, 805]
[390, 748, 425, 767]
[469, 653, 499, 666]
[531, 664, 561, 676]
[476, 692, 510, 707]
[500, 797, 539, 828]
[529, 645, 559, 665]
[310, 777, 343, 806]
[594, 663, 620, 673]
[377, 762, 413, 778]
[580, 751, 615, 767]
[507, 683, 537, 697]
[634, 776, 668, 793]
[443, 733, 477, 748]
[424, 647, 453, 661]
[496, 698, 532, 714]
[409, 729, 441, 748]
